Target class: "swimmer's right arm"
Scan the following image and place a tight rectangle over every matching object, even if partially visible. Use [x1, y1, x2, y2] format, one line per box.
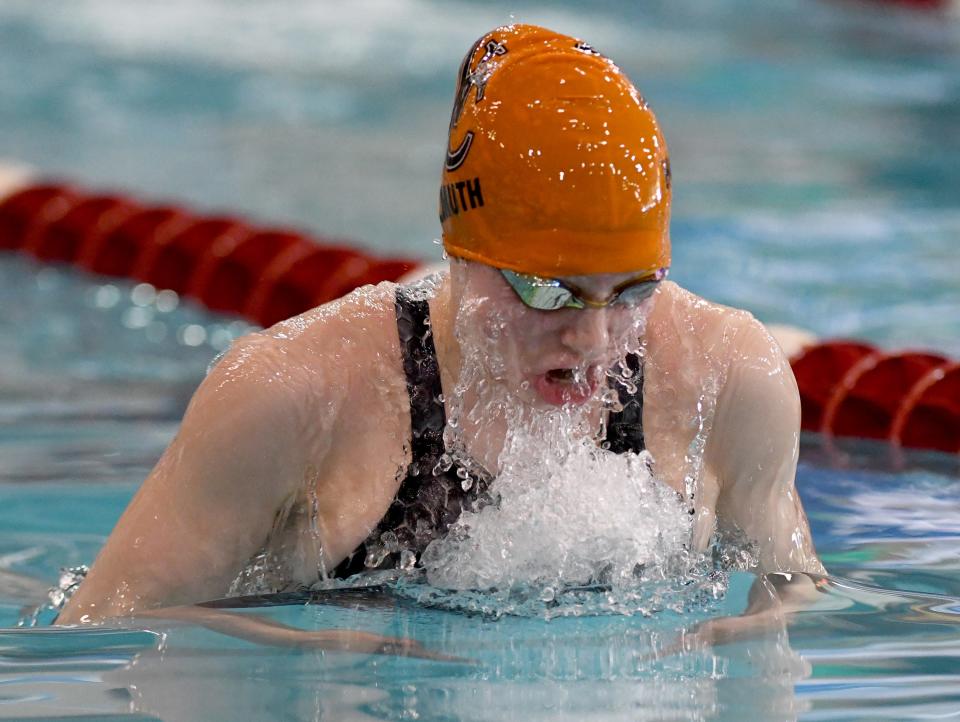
[58, 336, 336, 624]
[133, 605, 466, 662]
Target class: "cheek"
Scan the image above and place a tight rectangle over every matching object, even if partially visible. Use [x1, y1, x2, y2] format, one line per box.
[498, 311, 561, 372]
[608, 307, 648, 348]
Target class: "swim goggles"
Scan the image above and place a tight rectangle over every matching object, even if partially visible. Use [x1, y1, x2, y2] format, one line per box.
[500, 267, 668, 312]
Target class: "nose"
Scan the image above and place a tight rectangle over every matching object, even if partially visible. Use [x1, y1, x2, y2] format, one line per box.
[559, 308, 610, 355]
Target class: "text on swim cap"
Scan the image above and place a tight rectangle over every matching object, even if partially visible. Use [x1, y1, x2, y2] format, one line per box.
[439, 177, 484, 223]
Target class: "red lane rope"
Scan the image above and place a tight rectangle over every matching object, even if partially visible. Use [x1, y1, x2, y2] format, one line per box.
[2, 182, 956, 453]
[821, 352, 949, 440]
[791, 341, 959, 454]
[892, 363, 960, 453]
[0, 180, 419, 324]
[0, 184, 78, 253]
[791, 341, 879, 431]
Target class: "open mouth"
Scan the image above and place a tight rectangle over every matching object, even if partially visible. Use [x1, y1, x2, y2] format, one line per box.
[546, 368, 577, 383]
[534, 365, 601, 406]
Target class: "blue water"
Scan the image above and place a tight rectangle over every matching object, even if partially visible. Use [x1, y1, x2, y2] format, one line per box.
[1, 0, 959, 720]
[0, 0, 958, 352]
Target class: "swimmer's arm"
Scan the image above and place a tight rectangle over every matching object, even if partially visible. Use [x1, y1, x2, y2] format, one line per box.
[655, 571, 825, 658]
[708, 322, 826, 577]
[59, 341, 330, 623]
[134, 605, 462, 661]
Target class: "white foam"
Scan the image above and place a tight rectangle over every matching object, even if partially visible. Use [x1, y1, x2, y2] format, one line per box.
[422, 410, 693, 592]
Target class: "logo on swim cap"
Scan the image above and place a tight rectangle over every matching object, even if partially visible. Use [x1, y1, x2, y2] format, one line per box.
[572, 41, 601, 56]
[445, 37, 507, 171]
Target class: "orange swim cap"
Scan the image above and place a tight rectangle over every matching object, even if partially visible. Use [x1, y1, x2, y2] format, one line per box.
[440, 24, 671, 277]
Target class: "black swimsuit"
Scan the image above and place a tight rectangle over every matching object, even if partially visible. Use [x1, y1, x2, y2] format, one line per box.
[332, 287, 646, 578]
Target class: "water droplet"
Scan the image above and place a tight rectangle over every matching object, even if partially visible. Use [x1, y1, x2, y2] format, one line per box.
[399, 550, 417, 571]
[380, 531, 400, 553]
[365, 545, 390, 568]
[432, 453, 454, 475]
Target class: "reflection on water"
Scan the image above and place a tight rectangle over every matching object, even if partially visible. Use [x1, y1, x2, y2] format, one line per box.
[3, 572, 960, 721]
[0, 0, 958, 715]
[1, 255, 960, 717]
[5, 436, 960, 719]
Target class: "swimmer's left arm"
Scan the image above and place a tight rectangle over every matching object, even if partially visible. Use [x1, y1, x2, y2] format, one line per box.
[707, 320, 826, 577]
[672, 323, 828, 658]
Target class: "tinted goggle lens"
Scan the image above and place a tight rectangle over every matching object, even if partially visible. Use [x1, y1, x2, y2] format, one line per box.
[501, 268, 667, 312]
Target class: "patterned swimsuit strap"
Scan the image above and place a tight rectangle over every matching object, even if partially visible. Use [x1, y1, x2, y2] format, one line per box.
[394, 286, 447, 483]
[606, 352, 646, 454]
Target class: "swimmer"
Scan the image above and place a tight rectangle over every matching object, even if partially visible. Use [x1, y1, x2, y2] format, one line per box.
[58, 25, 825, 631]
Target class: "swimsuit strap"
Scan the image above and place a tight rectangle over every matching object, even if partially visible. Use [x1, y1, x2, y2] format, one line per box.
[332, 289, 643, 579]
[605, 352, 646, 454]
[332, 287, 473, 579]
[394, 286, 447, 498]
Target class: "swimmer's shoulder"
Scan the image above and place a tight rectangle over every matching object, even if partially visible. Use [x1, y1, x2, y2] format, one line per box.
[236, 280, 401, 361]
[192, 281, 408, 424]
[652, 281, 753, 331]
[651, 281, 786, 365]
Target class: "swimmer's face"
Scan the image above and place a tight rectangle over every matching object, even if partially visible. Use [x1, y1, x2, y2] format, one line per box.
[452, 260, 654, 407]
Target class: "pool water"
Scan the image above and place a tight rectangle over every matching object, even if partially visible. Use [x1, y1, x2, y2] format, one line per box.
[1, 0, 958, 720]
[3, 443, 960, 720]
[2, 258, 960, 721]
[0, 0, 958, 353]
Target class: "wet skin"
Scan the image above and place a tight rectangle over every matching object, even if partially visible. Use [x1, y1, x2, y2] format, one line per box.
[445, 263, 648, 410]
[58, 261, 824, 624]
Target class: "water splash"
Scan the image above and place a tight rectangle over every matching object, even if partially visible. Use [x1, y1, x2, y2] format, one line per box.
[405, 264, 724, 616]
[422, 416, 693, 593]
[19, 566, 89, 627]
